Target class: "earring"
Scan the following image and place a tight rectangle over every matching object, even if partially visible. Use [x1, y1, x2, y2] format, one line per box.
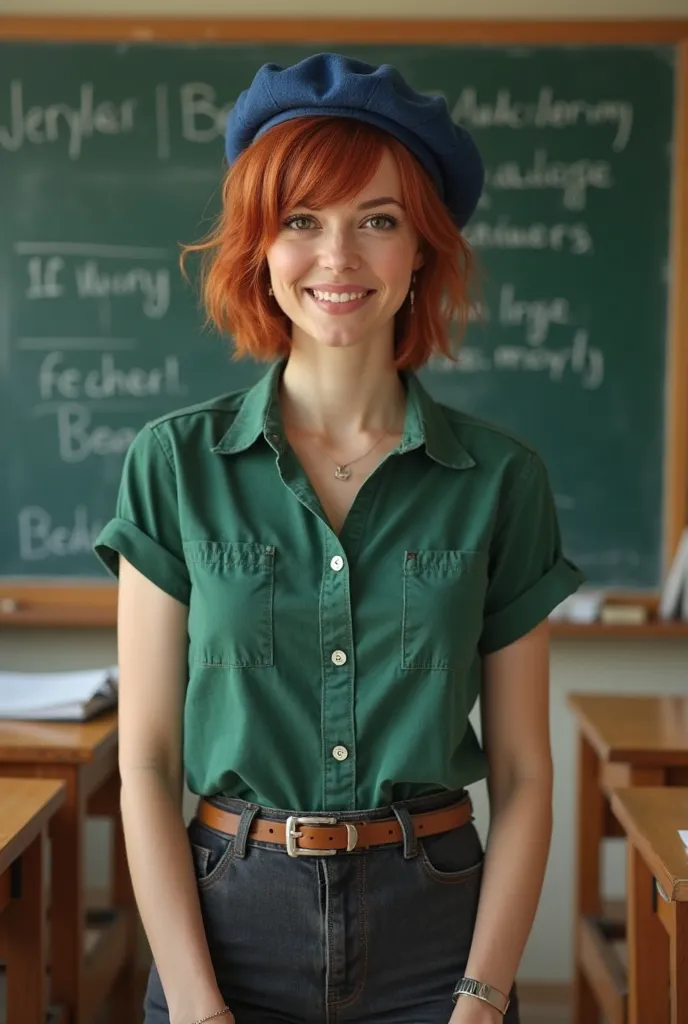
[410, 273, 416, 314]
[268, 286, 274, 296]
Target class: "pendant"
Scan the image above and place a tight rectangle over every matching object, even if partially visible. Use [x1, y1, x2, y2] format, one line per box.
[334, 465, 352, 481]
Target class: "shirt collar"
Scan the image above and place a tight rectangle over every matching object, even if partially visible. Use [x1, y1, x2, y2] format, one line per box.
[211, 357, 475, 471]
[401, 372, 475, 470]
[210, 358, 285, 455]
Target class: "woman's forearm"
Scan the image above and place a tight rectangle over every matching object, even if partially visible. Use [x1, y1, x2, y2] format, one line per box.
[121, 768, 227, 1024]
[462, 777, 553, 999]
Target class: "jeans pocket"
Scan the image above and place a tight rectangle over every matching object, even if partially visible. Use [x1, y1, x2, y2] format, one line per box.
[185, 540, 275, 668]
[417, 822, 484, 885]
[188, 818, 235, 890]
[401, 549, 488, 672]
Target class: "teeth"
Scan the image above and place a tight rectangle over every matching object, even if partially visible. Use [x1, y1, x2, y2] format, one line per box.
[311, 290, 368, 303]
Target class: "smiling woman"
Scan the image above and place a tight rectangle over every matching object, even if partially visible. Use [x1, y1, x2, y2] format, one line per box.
[97, 51, 583, 1024]
[181, 115, 475, 369]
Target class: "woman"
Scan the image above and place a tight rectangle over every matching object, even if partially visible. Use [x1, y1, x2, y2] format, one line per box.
[95, 53, 583, 1024]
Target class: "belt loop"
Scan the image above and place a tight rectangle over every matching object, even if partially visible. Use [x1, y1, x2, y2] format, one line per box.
[233, 803, 260, 859]
[390, 802, 418, 859]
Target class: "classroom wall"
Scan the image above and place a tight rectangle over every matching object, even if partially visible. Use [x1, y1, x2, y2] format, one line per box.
[2, 0, 687, 986]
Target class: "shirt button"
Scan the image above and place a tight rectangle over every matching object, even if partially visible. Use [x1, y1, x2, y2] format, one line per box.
[330, 556, 344, 571]
[331, 650, 347, 666]
[332, 745, 349, 761]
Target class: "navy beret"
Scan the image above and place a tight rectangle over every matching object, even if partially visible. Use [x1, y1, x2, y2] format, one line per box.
[225, 52, 484, 229]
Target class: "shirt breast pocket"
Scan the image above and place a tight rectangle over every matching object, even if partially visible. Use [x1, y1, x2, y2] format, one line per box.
[401, 549, 488, 672]
[184, 540, 275, 668]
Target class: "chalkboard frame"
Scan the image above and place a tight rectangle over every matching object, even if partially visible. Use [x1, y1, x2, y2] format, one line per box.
[0, 16, 687, 630]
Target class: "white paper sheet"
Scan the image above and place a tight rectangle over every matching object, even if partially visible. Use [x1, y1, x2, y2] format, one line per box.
[0, 666, 118, 714]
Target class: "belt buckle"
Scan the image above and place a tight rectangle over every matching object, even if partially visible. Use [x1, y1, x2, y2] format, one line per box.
[285, 815, 358, 857]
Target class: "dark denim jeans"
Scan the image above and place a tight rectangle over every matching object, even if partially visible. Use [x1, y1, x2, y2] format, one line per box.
[144, 788, 520, 1024]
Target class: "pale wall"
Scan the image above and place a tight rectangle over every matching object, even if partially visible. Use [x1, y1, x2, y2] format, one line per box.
[1, 0, 687, 986]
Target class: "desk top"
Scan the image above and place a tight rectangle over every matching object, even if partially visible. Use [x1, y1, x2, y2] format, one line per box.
[567, 694, 688, 764]
[611, 787, 688, 901]
[0, 777, 65, 875]
[0, 711, 117, 764]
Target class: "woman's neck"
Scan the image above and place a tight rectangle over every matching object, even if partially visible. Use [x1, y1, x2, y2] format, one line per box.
[278, 350, 407, 443]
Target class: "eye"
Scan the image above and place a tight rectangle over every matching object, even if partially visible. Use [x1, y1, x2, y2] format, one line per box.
[283, 215, 315, 230]
[366, 214, 398, 230]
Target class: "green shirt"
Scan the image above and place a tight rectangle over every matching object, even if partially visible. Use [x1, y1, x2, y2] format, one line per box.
[94, 358, 583, 811]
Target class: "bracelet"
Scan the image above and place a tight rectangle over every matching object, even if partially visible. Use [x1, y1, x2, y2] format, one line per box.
[190, 1009, 231, 1024]
[452, 977, 510, 1015]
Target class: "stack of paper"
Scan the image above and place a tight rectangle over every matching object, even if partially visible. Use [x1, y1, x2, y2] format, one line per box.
[0, 666, 118, 721]
[549, 589, 605, 624]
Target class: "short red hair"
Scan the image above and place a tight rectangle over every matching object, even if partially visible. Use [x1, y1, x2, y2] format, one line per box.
[182, 116, 475, 371]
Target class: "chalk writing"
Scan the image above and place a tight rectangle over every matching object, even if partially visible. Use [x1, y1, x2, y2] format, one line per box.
[450, 87, 634, 151]
[0, 81, 137, 158]
[75, 261, 170, 319]
[485, 151, 613, 211]
[498, 284, 570, 344]
[464, 219, 593, 256]
[38, 403, 138, 463]
[22, 251, 172, 318]
[37, 352, 184, 400]
[180, 82, 233, 143]
[18, 504, 104, 560]
[431, 329, 604, 390]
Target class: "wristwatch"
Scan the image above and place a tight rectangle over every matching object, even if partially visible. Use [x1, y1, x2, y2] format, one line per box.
[452, 977, 510, 1015]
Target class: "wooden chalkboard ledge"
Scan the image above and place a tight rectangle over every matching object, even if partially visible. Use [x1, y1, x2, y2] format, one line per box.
[2, 583, 688, 636]
[0, 584, 116, 628]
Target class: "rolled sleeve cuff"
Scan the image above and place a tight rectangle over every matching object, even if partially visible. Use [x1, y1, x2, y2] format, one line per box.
[94, 518, 190, 606]
[480, 558, 584, 654]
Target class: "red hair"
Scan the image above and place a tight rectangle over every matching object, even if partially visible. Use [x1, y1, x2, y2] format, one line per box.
[181, 116, 476, 371]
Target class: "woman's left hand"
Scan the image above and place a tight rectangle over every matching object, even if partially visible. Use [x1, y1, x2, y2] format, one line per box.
[449, 996, 504, 1024]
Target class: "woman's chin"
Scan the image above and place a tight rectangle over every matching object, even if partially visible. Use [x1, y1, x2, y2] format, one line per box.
[295, 326, 372, 350]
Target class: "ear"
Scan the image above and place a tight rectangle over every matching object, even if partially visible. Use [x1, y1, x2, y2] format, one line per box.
[413, 249, 426, 272]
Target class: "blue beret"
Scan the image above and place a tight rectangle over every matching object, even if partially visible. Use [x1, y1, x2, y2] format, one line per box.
[225, 52, 484, 229]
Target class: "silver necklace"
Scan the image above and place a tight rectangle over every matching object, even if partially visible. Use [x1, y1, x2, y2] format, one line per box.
[317, 433, 388, 481]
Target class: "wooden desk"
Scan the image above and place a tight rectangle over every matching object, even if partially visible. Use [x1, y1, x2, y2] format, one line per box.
[568, 694, 688, 1024]
[0, 778, 65, 1023]
[0, 713, 137, 1024]
[610, 788, 688, 1024]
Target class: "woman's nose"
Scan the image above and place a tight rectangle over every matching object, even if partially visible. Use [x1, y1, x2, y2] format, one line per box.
[318, 229, 360, 272]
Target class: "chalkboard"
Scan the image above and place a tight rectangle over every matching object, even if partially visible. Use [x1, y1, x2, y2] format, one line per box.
[1, 23, 686, 610]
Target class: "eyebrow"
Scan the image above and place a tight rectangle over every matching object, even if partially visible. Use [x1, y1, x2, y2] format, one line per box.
[357, 196, 405, 211]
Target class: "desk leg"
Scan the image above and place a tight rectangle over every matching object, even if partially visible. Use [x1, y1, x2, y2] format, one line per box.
[50, 767, 85, 1024]
[108, 775, 139, 1022]
[2, 827, 47, 1024]
[627, 842, 669, 1024]
[671, 901, 688, 1024]
[572, 732, 604, 1024]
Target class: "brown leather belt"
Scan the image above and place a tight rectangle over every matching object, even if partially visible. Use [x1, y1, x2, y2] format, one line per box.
[197, 796, 472, 857]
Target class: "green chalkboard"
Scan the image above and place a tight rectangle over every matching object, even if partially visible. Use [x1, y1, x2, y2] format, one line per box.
[0, 39, 677, 589]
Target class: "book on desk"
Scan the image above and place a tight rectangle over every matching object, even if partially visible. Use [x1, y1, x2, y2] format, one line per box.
[0, 665, 118, 721]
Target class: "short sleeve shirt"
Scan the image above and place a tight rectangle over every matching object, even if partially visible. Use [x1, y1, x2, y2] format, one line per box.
[94, 358, 583, 811]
